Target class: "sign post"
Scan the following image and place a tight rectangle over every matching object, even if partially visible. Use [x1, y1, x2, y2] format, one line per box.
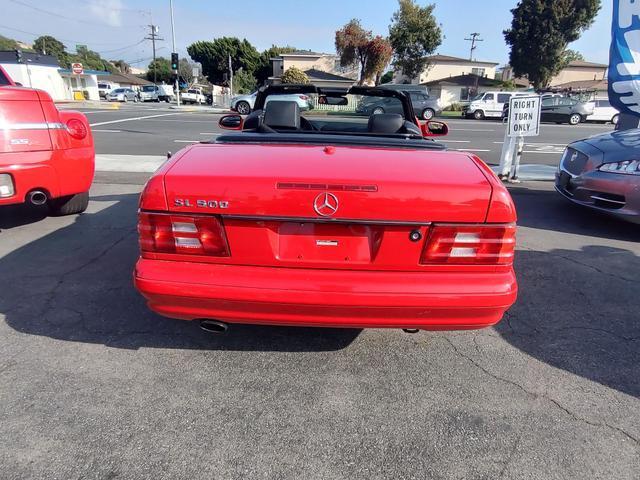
[498, 95, 542, 182]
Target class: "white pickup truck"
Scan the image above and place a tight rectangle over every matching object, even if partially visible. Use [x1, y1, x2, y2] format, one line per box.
[180, 88, 206, 104]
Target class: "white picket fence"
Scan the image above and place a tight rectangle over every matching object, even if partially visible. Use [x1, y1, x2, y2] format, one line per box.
[310, 95, 360, 112]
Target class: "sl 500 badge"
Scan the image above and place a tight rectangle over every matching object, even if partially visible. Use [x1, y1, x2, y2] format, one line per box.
[174, 199, 229, 208]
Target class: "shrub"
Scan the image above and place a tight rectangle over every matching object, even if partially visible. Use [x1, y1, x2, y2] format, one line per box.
[281, 66, 309, 84]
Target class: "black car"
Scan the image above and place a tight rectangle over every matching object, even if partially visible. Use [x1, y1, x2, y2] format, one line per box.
[356, 91, 442, 120]
[502, 96, 595, 125]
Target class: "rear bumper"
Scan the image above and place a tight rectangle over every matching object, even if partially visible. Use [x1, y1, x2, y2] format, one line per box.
[0, 148, 94, 206]
[134, 259, 518, 329]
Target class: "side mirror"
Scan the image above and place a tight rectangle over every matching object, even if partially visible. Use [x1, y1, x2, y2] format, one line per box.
[218, 114, 244, 131]
[421, 120, 448, 137]
[14, 82, 23, 87]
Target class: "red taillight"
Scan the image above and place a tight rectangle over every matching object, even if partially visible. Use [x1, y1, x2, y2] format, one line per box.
[299, 95, 309, 100]
[66, 118, 88, 140]
[420, 225, 516, 265]
[138, 212, 230, 257]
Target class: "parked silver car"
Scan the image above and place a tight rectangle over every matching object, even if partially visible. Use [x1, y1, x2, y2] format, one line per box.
[556, 128, 640, 223]
[107, 88, 138, 103]
[231, 91, 312, 114]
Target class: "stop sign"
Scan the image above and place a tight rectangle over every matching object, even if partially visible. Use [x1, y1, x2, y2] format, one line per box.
[71, 63, 83, 75]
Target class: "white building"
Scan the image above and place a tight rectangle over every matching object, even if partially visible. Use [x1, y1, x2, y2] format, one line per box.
[394, 54, 499, 85]
[0, 50, 107, 101]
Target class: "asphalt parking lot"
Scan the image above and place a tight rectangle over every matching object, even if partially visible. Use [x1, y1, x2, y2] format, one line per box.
[1, 103, 638, 479]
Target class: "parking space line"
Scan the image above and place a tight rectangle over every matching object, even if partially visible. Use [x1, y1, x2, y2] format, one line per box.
[92, 129, 122, 133]
[90, 113, 179, 127]
[174, 140, 200, 143]
[456, 148, 491, 152]
[440, 140, 470, 143]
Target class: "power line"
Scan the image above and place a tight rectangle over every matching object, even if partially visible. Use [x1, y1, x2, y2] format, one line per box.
[8, 0, 144, 28]
[0, 24, 126, 46]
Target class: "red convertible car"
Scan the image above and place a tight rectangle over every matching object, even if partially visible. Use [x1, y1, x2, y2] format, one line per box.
[0, 66, 94, 215]
[134, 85, 517, 332]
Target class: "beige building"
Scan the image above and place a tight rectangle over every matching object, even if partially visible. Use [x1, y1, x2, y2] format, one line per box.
[269, 50, 357, 88]
[271, 51, 357, 80]
[394, 54, 499, 84]
[550, 60, 607, 85]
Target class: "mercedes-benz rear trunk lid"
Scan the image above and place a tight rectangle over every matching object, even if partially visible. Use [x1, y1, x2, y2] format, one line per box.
[163, 143, 492, 223]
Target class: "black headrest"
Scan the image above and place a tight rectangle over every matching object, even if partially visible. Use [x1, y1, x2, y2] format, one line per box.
[263, 101, 300, 130]
[367, 113, 404, 134]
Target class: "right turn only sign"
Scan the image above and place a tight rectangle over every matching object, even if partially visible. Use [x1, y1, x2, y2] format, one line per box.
[507, 95, 542, 137]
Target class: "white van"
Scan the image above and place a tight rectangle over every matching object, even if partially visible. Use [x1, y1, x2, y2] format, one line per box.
[463, 91, 529, 120]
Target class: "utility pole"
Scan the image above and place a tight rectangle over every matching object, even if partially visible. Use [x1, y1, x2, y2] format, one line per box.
[145, 24, 164, 87]
[464, 32, 483, 61]
[229, 54, 233, 95]
[169, 0, 180, 106]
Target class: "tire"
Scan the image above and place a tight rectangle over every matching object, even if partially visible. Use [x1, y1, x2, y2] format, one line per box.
[422, 108, 435, 120]
[473, 110, 485, 120]
[569, 113, 582, 125]
[123, 96, 128, 103]
[612, 114, 619, 125]
[372, 107, 385, 115]
[49, 192, 89, 216]
[236, 101, 251, 115]
[133, 96, 138, 103]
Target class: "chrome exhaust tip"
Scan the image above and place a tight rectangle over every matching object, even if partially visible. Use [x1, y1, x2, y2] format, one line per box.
[199, 319, 229, 334]
[28, 190, 48, 206]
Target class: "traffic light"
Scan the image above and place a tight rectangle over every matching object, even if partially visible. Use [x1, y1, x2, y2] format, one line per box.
[171, 53, 179, 71]
[15, 49, 23, 63]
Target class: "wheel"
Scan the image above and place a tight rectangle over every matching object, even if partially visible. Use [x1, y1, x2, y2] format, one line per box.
[236, 101, 251, 115]
[612, 114, 619, 125]
[133, 96, 138, 103]
[165, 97, 170, 103]
[372, 107, 385, 115]
[123, 96, 128, 103]
[421, 108, 435, 120]
[473, 110, 485, 120]
[49, 192, 89, 216]
[569, 113, 582, 125]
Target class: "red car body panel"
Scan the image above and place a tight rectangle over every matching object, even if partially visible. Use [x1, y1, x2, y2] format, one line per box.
[0, 68, 94, 206]
[134, 137, 518, 330]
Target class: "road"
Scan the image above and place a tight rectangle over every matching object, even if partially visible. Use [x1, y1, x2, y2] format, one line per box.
[66, 102, 614, 167]
[1, 177, 639, 476]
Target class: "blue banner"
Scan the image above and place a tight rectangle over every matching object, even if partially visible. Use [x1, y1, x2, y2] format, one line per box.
[609, 0, 640, 116]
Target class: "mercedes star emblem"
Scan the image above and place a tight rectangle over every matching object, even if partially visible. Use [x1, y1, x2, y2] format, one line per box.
[313, 192, 339, 217]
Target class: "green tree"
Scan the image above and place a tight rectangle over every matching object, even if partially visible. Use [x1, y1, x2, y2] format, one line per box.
[0, 35, 19, 50]
[504, 0, 600, 89]
[256, 45, 297, 85]
[280, 66, 309, 84]
[69, 46, 114, 72]
[187, 37, 260, 84]
[233, 69, 257, 93]
[33, 36, 68, 66]
[380, 70, 394, 84]
[389, 0, 442, 80]
[146, 57, 173, 83]
[335, 19, 393, 85]
[560, 48, 585, 68]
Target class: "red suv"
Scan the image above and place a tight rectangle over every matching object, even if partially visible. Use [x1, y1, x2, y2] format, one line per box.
[0, 66, 94, 215]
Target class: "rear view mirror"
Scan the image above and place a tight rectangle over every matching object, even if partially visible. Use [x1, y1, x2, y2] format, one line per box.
[218, 114, 244, 131]
[421, 120, 448, 137]
[319, 95, 348, 106]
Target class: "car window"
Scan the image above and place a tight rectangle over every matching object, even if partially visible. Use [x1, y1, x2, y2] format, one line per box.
[558, 98, 577, 106]
[0, 69, 11, 85]
[497, 93, 511, 103]
[541, 98, 555, 107]
[409, 92, 421, 100]
[484, 93, 495, 101]
[597, 99, 611, 108]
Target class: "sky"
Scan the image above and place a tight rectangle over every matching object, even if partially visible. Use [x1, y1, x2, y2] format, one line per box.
[2, 0, 615, 68]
